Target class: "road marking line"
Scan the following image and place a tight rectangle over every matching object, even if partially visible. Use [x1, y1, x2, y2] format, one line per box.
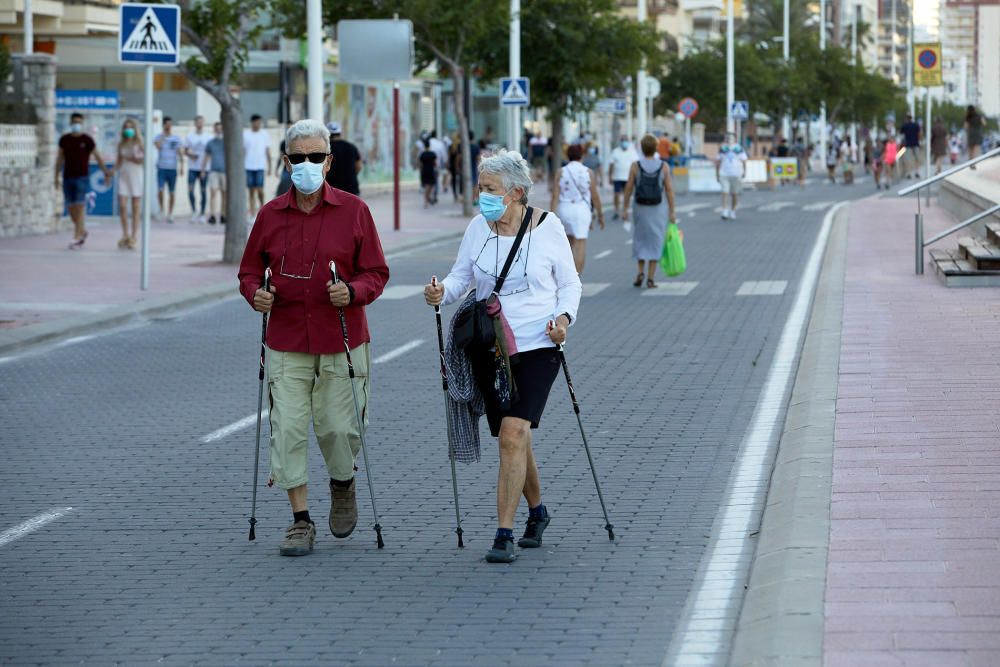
[676, 203, 712, 213]
[803, 200, 835, 211]
[664, 202, 845, 666]
[0, 508, 74, 548]
[378, 285, 425, 300]
[582, 282, 611, 297]
[640, 281, 698, 296]
[624, 238, 633, 245]
[594, 250, 613, 259]
[758, 201, 795, 212]
[736, 280, 788, 296]
[372, 339, 424, 364]
[0, 302, 113, 313]
[202, 412, 267, 444]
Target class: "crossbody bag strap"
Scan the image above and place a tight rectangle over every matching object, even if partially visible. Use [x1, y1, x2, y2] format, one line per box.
[492, 206, 533, 295]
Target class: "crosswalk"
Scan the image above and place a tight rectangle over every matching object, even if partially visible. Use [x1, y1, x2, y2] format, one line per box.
[383, 282, 792, 300]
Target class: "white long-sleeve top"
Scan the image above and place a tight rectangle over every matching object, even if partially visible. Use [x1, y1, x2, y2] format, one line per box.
[442, 213, 583, 353]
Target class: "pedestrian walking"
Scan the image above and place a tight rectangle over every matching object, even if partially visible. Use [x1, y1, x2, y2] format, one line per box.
[872, 138, 886, 190]
[623, 134, 677, 288]
[965, 105, 986, 167]
[826, 140, 840, 184]
[608, 136, 636, 220]
[237, 119, 390, 557]
[324, 122, 363, 196]
[581, 144, 602, 187]
[275, 123, 294, 198]
[243, 114, 272, 221]
[883, 136, 899, 186]
[55, 112, 112, 248]
[155, 116, 184, 223]
[429, 130, 447, 203]
[529, 133, 547, 181]
[931, 117, 948, 175]
[422, 148, 582, 564]
[202, 122, 226, 224]
[551, 144, 604, 273]
[899, 114, 922, 178]
[115, 118, 144, 249]
[448, 134, 462, 201]
[419, 138, 438, 208]
[714, 132, 747, 220]
[949, 133, 961, 165]
[184, 115, 211, 223]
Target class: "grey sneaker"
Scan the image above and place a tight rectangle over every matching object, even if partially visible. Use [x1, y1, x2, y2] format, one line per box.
[329, 479, 358, 538]
[279, 520, 315, 557]
[517, 514, 551, 548]
[485, 537, 517, 563]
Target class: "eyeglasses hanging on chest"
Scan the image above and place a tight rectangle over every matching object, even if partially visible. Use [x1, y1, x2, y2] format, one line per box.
[474, 227, 533, 297]
[279, 210, 327, 280]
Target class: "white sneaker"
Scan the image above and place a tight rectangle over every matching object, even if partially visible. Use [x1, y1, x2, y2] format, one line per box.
[721, 208, 730, 220]
[729, 210, 737, 220]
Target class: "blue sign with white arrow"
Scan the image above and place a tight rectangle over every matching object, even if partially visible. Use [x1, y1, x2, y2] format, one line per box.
[500, 77, 530, 107]
[119, 3, 181, 65]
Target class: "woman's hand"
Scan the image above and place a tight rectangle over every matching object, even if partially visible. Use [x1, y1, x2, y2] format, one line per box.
[424, 275, 444, 306]
[546, 317, 568, 345]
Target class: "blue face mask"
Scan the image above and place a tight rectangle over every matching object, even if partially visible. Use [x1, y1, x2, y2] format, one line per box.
[478, 191, 509, 222]
[290, 160, 325, 195]
[70, 123, 83, 134]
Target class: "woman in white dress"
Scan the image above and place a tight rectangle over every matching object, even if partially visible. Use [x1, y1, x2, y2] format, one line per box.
[550, 144, 604, 273]
[115, 118, 144, 250]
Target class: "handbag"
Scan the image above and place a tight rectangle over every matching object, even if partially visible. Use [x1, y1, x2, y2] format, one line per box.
[660, 222, 687, 277]
[453, 206, 533, 352]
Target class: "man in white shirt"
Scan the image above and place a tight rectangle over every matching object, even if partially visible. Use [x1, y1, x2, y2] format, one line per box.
[429, 130, 448, 203]
[243, 114, 272, 220]
[608, 136, 636, 220]
[183, 115, 212, 223]
[715, 133, 747, 220]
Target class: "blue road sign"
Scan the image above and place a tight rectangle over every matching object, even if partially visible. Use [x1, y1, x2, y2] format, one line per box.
[56, 90, 120, 110]
[731, 100, 750, 121]
[500, 77, 530, 106]
[119, 4, 180, 65]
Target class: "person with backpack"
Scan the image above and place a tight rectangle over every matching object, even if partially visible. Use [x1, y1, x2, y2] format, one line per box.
[715, 133, 747, 219]
[550, 144, 604, 273]
[623, 134, 677, 289]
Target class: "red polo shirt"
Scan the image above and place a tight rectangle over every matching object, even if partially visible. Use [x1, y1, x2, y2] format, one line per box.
[237, 184, 389, 355]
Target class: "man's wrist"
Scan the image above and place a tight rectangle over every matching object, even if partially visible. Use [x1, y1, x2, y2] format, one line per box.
[346, 282, 356, 304]
[557, 312, 572, 326]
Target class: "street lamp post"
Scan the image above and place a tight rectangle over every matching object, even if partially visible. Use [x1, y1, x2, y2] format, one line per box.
[637, 0, 647, 137]
[851, 3, 859, 151]
[306, 0, 323, 121]
[819, 0, 827, 167]
[726, 0, 735, 134]
[24, 0, 32, 54]
[782, 0, 790, 140]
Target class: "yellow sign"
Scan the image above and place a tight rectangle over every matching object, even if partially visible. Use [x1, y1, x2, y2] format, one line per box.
[913, 42, 943, 87]
[770, 157, 798, 180]
[720, 0, 744, 17]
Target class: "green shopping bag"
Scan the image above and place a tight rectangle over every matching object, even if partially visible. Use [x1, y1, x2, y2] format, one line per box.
[660, 222, 686, 277]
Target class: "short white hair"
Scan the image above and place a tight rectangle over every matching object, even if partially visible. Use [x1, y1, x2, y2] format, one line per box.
[285, 119, 330, 152]
[478, 149, 532, 204]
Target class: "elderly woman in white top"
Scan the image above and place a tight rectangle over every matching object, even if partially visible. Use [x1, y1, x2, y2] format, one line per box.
[551, 143, 604, 273]
[424, 149, 583, 564]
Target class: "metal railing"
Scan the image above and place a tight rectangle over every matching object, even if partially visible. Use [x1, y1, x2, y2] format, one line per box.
[898, 146, 1000, 274]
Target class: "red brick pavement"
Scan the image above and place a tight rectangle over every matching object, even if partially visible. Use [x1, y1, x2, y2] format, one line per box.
[825, 194, 1000, 666]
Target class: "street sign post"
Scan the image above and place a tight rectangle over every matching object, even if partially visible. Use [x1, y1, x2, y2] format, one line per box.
[678, 98, 698, 157]
[595, 98, 627, 115]
[500, 77, 530, 106]
[913, 42, 942, 203]
[118, 3, 180, 291]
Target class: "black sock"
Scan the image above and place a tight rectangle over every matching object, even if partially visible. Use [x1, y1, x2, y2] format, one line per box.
[293, 510, 312, 525]
[330, 477, 353, 488]
[495, 528, 514, 543]
[529, 504, 548, 520]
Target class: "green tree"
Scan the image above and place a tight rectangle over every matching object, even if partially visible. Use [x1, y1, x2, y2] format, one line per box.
[175, 0, 268, 263]
[274, 0, 496, 217]
[520, 0, 659, 157]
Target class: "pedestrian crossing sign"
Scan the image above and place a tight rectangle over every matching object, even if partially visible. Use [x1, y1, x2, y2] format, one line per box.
[731, 101, 749, 121]
[500, 77, 530, 107]
[119, 3, 181, 65]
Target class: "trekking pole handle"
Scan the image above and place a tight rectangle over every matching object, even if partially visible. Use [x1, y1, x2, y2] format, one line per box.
[263, 267, 271, 291]
[547, 319, 564, 353]
[329, 260, 339, 285]
[431, 275, 441, 314]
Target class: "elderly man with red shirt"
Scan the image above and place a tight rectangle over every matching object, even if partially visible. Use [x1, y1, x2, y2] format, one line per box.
[238, 119, 389, 557]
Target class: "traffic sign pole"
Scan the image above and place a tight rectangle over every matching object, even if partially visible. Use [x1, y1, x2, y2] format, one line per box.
[509, 0, 520, 152]
[142, 64, 152, 291]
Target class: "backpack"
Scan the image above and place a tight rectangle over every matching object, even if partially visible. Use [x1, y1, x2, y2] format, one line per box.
[635, 163, 663, 205]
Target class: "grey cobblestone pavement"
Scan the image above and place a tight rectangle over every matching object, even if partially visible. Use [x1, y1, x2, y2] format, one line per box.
[0, 183, 867, 665]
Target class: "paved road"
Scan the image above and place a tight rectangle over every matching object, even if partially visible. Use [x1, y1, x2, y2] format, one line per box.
[0, 182, 868, 665]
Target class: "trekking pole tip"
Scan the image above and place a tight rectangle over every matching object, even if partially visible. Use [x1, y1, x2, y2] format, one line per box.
[248, 517, 257, 541]
[456, 527, 464, 548]
[606, 524, 615, 541]
[375, 525, 385, 549]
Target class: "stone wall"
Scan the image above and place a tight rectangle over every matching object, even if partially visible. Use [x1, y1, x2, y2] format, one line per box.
[0, 54, 61, 239]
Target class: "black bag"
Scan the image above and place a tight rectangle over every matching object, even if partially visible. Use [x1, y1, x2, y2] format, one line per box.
[635, 162, 664, 205]
[453, 206, 533, 352]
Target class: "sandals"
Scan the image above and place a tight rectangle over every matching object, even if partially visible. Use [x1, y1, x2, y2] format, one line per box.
[633, 272, 644, 287]
[647, 279, 658, 289]
[117, 236, 130, 249]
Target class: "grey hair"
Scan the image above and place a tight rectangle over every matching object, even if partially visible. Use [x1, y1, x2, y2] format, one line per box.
[478, 148, 532, 204]
[285, 119, 330, 152]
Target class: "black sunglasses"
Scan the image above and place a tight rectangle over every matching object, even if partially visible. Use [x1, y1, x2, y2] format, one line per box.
[286, 152, 329, 165]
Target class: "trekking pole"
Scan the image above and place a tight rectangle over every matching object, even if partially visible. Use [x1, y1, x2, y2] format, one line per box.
[330, 261, 385, 549]
[431, 276, 464, 548]
[249, 267, 272, 541]
[549, 321, 615, 541]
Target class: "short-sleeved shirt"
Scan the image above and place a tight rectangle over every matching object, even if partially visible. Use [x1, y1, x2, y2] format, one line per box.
[184, 130, 212, 165]
[419, 150, 437, 180]
[243, 129, 271, 171]
[326, 139, 362, 195]
[155, 133, 183, 169]
[717, 145, 747, 177]
[610, 146, 635, 181]
[58, 133, 96, 178]
[204, 137, 226, 172]
[900, 122, 921, 147]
